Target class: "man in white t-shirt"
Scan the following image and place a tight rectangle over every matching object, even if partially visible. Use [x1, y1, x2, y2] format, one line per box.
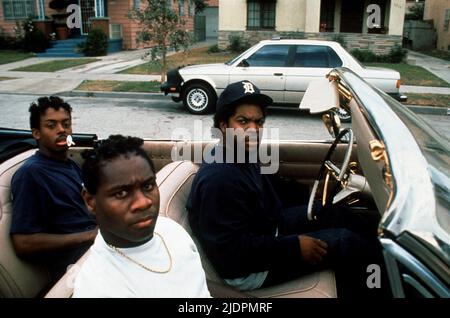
[72, 135, 210, 298]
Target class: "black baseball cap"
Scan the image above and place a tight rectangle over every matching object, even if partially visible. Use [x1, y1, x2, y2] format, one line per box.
[216, 81, 273, 112]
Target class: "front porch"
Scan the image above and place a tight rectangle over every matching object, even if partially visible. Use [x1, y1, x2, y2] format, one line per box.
[218, 0, 406, 54]
[36, 36, 123, 57]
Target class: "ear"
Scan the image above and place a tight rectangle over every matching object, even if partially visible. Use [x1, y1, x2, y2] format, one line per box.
[219, 121, 227, 135]
[31, 128, 40, 141]
[82, 188, 96, 216]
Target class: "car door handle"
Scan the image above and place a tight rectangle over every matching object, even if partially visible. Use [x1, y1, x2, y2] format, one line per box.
[273, 73, 283, 76]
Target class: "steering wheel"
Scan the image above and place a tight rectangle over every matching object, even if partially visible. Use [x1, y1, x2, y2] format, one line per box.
[307, 128, 354, 220]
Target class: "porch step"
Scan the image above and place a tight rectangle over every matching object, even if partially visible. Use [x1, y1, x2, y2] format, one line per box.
[37, 38, 122, 57]
[36, 52, 84, 58]
[38, 38, 86, 57]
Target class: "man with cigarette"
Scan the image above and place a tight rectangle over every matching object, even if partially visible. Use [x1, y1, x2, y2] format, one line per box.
[10, 96, 97, 282]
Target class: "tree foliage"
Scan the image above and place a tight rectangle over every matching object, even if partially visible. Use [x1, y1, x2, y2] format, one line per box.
[129, 0, 206, 81]
[405, 3, 424, 20]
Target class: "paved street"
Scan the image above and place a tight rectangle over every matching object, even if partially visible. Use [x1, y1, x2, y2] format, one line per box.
[0, 94, 448, 141]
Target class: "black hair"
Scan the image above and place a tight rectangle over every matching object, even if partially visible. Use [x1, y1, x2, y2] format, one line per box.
[213, 103, 267, 129]
[29, 96, 72, 129]
[81, 135, 156, 195]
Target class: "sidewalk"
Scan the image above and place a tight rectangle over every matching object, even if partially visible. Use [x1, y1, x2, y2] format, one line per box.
[406, 50, 450, 84]
[401, 85, 450, 94]
[0, 39, 216, 94]
[0, 72, 160, 94]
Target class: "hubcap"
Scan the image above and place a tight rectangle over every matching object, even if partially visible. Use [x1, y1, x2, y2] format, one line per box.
[187, 89, 208, 111]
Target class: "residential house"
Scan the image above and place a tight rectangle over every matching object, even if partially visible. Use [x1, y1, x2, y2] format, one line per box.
[424, 0, 450, 51]
[218, 0, 407, 54]
[196, 0, 217, 39]
[0, 0, 208, 50]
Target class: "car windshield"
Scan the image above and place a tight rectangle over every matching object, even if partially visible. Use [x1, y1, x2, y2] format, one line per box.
[389, 100, 450, 234]
[225, 46, 255, 65]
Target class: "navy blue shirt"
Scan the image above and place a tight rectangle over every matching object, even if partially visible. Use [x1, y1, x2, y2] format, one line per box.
[187, 151, 303, 279]
[10, 151, 96, 235]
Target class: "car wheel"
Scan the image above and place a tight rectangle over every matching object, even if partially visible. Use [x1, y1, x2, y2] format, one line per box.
[183, 83, 216, 115]
[337, 108, 351, 122]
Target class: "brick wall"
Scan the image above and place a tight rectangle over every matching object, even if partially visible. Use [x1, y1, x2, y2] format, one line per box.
[0, 0, 57, 37]
[218, 30, 402, 55]
[207, 0, 218, 7]
[122, 0, 196, 49]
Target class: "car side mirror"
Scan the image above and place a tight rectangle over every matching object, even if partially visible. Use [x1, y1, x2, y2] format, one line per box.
[238, 59, 249, 67]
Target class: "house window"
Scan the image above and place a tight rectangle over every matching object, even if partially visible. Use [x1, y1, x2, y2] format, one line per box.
[189, 0, 195, 16]
[444, 9, 450, 31]
[247, 0, 276, 30]
[133, 0, 141, 10]
[179, 0, 185, 16]
[2, 0, 36, 20]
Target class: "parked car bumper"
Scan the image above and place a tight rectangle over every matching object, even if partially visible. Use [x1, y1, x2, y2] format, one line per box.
[160, 68, 183, 96]
[388, 92, 408, 102]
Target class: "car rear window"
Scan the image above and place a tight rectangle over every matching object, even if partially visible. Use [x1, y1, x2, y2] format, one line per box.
[294, 45, 343, 68]
[246, 45, 290, 67]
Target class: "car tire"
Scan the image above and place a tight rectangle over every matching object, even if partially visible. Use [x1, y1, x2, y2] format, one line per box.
[337, 108, 351, 122]
[183, 83, 216, 115]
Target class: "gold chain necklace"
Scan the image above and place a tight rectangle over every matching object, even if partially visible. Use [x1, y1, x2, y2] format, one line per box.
[107, 232, 173, 274]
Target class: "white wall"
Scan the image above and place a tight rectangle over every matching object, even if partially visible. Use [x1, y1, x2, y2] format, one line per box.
[218, 0, 246, 31]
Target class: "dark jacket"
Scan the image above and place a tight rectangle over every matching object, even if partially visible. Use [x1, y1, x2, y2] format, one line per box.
[186, 158, 303, 279]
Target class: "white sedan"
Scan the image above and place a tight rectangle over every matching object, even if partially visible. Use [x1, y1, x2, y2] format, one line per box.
[161, 39, 407, 118]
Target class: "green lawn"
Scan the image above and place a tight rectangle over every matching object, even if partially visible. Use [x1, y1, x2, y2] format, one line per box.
[416, 49, 450, 61]
[11, 58, 100, 72]
[365, 63, 450, 87]
[403, 93, 450, 108]
[75, 80, 161, 93]
[0, 50, 34, 65]
[120, 47, 236, 75]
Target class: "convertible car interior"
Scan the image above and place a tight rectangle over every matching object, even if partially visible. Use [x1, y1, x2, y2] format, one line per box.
[0, 68, 448, 298]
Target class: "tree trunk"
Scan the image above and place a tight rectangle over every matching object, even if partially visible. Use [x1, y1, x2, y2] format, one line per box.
[161, 47, 167, 83]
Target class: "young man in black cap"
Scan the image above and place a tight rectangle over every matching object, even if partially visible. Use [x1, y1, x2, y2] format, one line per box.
[186, 81, 387, 298]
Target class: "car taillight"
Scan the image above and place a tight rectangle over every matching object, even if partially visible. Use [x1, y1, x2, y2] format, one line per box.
[396, 79, 401, 89]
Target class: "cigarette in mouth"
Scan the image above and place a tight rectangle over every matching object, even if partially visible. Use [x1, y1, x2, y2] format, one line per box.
[66, 135, 76, 147]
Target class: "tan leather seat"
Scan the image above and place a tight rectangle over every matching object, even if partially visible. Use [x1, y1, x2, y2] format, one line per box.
[157, 160, 337, 298]
[0, 149, 51, 298]
[45, 160, 337, 298]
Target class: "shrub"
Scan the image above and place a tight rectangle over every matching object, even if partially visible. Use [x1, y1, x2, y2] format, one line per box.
[0, 27, 22, 50]
[12, 18, 49, 53]
[350, 49, 378, 63]
[405, 3, 424, 20]
[350, 45, 407, 64]
[227, 34, 250, 53]
[387, 45, 407, 63]
[49, 0, 70, 10]
[23, 29, 48, 52]
[80, 28, 108, 56]
[332, 34, 347, 49]
[207, 44, 220, 53]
